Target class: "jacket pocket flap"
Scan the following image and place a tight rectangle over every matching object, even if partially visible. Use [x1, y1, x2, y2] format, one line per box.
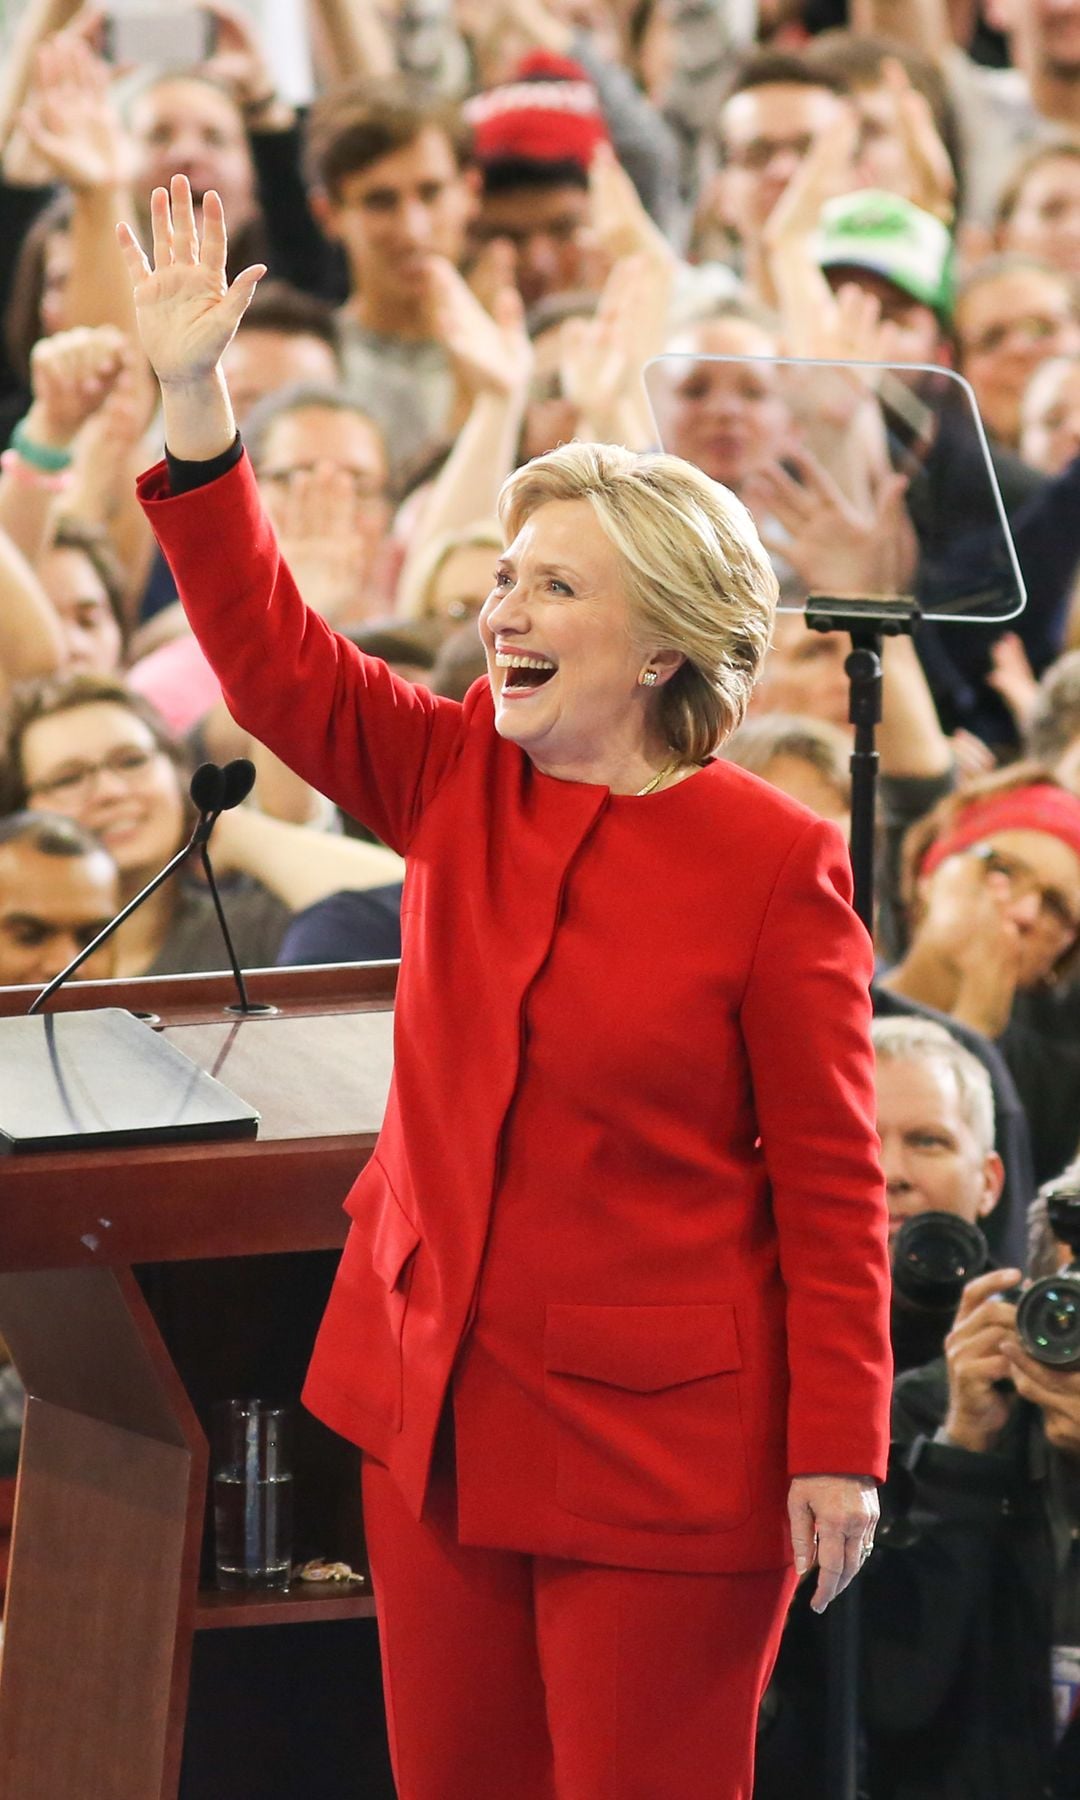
[544, 1303, 741, 1392]
[370, 1184, 421, 1290]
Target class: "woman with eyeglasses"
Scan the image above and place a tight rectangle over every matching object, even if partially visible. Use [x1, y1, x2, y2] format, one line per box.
[882, 763, 1080, 1184]
[0, 672, 404, 977]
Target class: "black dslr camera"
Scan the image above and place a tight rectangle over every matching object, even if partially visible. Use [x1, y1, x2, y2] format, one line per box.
[892, 1212, 990, 1313]
[1016, 1176, 1080, 1368]
[890, 1212, 990, 1373]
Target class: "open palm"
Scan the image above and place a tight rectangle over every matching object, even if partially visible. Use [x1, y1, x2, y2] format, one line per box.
[116, 176, 265, 387]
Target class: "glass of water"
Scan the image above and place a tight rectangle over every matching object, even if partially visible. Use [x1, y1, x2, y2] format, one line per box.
[211, 1398, 294, 1591]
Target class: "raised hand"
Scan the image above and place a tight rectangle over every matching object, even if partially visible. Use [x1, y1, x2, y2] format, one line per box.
[25, 323, 130, 448]
[15, 31, 135, 192]
[264, 465, 385, 625]
[117, 175, 265, 390]
[744, 445, 915, 599]
[200, 0, 292, 123]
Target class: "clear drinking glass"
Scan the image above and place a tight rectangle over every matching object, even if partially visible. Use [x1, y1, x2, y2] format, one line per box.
[211, 1398, 294, 1591]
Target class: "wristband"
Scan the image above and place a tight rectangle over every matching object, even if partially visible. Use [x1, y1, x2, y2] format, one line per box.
[0, 448, 73, 492]
[9, 420, 73, 473]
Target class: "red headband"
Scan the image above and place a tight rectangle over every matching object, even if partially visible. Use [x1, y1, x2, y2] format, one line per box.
[920, 784, 1080, 879]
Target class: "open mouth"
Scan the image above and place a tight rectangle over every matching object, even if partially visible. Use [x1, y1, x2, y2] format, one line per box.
[495, 651, 557, 696]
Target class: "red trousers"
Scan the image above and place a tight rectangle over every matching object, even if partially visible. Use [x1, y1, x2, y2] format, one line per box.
[361, 1446, 796, 1800]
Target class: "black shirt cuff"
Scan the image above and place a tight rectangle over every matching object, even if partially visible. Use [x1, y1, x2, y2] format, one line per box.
[166, 433, 244, 495]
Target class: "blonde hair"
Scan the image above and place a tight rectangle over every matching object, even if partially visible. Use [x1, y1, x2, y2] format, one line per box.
[498, 442, 778, 763]
[397, 521, 503, 622]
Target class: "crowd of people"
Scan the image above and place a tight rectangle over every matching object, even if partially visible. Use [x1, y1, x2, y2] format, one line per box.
[4, 0, 1080, 1792]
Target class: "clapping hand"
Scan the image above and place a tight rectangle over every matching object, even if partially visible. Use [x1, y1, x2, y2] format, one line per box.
[589, 142, 675, 272]
[876, 58, 956, 227]
[558, 251, 673, 444]
[117, 174, 265, 389]
[426, 256, 533, 398]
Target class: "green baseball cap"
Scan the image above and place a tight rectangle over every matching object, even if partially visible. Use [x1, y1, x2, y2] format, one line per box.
[815, 188, 955, 320]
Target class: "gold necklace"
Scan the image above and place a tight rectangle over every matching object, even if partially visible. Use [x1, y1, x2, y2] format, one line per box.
[636, 757, 681, 797]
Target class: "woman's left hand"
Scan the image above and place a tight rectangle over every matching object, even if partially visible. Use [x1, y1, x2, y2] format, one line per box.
[787, 1474, 879, 1613]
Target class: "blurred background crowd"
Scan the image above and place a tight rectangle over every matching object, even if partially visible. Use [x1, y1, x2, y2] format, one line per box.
[6, 0, 1080, 1793]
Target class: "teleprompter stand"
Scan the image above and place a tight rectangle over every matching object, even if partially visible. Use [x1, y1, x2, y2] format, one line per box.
[803, 593, 922, 1800]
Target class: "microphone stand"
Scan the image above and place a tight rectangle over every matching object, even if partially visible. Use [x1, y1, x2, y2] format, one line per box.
[804, 592, 921, 1800]
[28, 816, 212, 1015]
[197, 836, 274, 1016]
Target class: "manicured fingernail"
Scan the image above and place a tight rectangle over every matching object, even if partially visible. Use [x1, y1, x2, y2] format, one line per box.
[794, 1555, 808, 1574]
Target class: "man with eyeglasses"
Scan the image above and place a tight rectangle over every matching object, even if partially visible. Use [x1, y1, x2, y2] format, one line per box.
[709, 51, 854, 304]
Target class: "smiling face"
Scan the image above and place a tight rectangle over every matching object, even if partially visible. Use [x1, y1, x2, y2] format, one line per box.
[319, 128, 476, 303]
[478, 499, 669, 782]
[19, 701, 186, 886]
[876, 1053, 1003, 1245]
[0, 838, 119, 986]
[956, 266, 1080, 444]
[650, 320, 787, 491]
[918, 825, 1080, 989]
[39, 547, 123, 677]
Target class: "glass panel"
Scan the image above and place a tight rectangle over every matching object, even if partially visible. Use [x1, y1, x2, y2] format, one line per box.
[644, 355, 1026, 623]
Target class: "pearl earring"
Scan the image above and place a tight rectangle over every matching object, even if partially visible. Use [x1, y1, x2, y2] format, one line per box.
[639, 668, 659, 687]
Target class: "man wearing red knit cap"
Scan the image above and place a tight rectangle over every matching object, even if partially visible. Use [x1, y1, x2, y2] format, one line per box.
[466, 51, 611, 307]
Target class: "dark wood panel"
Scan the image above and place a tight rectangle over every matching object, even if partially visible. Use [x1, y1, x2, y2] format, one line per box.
[0, 1402, 196, 1800]
[195, 1586, 376, 1630]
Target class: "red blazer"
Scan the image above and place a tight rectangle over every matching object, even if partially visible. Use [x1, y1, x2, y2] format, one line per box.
[141, 455, 892, 1576]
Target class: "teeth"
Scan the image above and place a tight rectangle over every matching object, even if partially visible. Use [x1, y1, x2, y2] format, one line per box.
[495, 652, 556, 670]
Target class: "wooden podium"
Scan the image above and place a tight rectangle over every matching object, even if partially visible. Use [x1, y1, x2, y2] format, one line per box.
[0, 964, 398, 1800]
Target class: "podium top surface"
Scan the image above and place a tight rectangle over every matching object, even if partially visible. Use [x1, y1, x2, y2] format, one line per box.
[0, 963, 397, 1271]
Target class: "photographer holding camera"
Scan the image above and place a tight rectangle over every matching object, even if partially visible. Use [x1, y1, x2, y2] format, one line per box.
[859, 1124, 1080, 1799]
[757, 1015, 1009, 1797]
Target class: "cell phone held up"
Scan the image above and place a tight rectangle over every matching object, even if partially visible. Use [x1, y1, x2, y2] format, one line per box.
[103, 5, 216, 69]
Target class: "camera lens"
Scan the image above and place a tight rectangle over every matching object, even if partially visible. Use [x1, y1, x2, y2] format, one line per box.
[891, 1212, 989, 1310]
[1017, 1274, 1080, 1367]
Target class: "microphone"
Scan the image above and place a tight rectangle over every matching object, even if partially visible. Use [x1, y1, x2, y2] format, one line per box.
[28, 762, 245, 1016]
[195, 759, 274, 1017]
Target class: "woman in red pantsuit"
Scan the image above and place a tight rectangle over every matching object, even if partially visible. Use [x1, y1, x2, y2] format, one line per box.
[121, 178, 892, 1800]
